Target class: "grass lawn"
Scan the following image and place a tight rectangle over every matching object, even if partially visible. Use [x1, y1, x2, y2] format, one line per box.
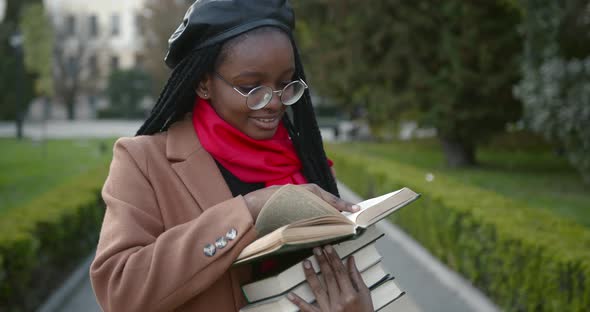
[0, 138, 115, 214]
[328, 137, 590, 228]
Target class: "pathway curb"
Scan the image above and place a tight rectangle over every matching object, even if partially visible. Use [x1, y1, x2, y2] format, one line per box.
[36, 253, 95, 312]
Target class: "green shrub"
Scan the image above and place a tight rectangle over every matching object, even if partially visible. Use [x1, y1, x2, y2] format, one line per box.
[515, 0, 590, 184]
[328, 146, 590, 311]
[0, 165, 108, 312]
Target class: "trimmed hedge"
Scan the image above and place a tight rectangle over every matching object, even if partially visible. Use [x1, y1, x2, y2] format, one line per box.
[0, 165, 108, 312]
[328, 146, 590, 312]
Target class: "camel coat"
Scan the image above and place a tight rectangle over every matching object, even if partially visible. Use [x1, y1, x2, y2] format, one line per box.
[90, 115, 258, 312]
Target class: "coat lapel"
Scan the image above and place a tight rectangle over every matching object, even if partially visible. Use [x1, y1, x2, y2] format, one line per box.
[166, 114, 233, 211]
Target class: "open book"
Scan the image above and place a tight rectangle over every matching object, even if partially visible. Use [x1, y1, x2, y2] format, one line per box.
[234, 185, 420, 264]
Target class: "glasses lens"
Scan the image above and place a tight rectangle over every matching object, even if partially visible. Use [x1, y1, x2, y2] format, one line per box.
[247, 86, 273, 110]
[281, 81, 306, 105]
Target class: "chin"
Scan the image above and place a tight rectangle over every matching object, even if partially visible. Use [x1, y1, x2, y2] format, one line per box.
[246, 128, 278, 141]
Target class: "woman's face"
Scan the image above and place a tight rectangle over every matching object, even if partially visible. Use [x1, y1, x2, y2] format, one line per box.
[199, 30, 295, 140]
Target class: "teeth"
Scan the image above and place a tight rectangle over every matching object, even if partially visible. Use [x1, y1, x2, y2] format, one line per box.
[257, 118, 275, 123]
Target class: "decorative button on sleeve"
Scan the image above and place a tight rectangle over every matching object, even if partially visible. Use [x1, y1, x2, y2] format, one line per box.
[226, 228, 238, 240]
[215, 236, 228, 249]
[203, 244, 216, 257]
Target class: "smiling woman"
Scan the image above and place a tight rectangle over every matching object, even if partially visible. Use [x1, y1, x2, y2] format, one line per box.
[89, 1, 373, 312]
[200, 28, 297, 140]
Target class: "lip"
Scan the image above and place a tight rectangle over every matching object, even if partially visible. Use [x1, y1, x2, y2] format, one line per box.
[249, 115, 282, 131]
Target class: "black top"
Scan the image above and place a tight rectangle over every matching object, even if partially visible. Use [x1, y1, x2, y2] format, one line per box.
[215, 160, 265, 197]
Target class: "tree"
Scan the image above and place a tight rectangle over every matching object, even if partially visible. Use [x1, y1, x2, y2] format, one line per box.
[139, 0, 192, 96]
[103, 68, 152, 119]
[21, 3, 53, 97]
[295, 0, 523, 166]
[0, 0, 41, 138]
[52, 19, 99, 120]
[515, 0, 590, 183]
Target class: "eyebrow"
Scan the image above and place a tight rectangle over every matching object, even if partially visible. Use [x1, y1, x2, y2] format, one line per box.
[233, 67, 296, 80]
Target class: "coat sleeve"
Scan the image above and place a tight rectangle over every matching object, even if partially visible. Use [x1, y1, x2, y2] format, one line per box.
[90, 138, 257, 312]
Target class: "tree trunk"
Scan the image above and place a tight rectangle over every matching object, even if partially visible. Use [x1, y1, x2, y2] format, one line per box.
[66, 99, 75, 120]
[15, 52, 25, 140]
[15, 115, 24, 140]
[440, 137, 477, 167]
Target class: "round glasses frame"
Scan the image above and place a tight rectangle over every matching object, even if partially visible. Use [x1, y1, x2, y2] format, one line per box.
[214, 72, 308, 110]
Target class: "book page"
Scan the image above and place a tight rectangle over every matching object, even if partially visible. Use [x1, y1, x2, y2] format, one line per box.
[341, 189, 403, 222]
[342, 188, 420, 227]
[255, 184, 343, 236]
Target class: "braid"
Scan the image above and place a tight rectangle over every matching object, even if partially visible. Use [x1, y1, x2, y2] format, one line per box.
[137, 44, 222, 135]
[287, 39, 340, 197]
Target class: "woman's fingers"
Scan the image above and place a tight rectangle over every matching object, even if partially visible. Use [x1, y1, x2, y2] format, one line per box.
[299, 259, 329, 311]
[303, 184, 360, 213]
[244, 185, 281, 220]
[348, 256, 370, 295]
[287, 292, 320, 312]
[292, 247, 374, 312]
[324, 245, 356, 294]
[313, 247, 342, 307]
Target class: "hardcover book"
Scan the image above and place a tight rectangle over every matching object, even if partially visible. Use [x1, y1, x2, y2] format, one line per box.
[371, 277, 405, 311]
[242, 228, 383, 303]
[240, 261, 390, 312]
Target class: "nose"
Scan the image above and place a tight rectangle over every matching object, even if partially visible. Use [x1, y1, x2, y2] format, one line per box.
[264, 90, 283, 111]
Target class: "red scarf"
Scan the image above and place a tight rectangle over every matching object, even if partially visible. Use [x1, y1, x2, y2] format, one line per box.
[192, 97, 307, 186]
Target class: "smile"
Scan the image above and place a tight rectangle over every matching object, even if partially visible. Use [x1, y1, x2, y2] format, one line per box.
[250, 116, 281, 130]
[254, 118, 277, 123]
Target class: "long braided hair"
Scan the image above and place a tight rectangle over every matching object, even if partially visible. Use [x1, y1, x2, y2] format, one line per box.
[137, 27, 339, 197]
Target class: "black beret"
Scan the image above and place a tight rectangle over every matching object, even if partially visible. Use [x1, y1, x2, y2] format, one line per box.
[165, 0, 295, 69]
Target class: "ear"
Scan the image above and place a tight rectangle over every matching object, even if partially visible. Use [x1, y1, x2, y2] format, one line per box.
[196, 74, 212, 99]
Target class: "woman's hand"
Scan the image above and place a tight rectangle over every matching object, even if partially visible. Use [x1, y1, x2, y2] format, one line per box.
[287, 246, 374, 312]
[243, 184, 359, 220]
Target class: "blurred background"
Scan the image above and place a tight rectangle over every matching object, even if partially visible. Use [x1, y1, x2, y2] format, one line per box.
[1, 0, 589, 311]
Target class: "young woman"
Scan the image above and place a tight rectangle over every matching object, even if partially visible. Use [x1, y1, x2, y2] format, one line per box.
[90, 1, 374, 311]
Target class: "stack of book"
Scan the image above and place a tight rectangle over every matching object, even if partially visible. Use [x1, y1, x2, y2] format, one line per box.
[233, 185, 421, 312]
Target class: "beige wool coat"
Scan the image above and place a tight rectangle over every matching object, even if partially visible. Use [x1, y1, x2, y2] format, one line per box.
[90, 115, 259, 312]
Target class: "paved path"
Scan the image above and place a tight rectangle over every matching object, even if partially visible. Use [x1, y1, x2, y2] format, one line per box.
[0, 120, 143, 139]
[0, 120, 340, 142]
[44, 183, 498, 312]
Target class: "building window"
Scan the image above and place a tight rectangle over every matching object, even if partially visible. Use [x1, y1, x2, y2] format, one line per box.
[89, 15, 99, 37]
[111, 56, 119, 72]
[111, 14, 120, 36]
[88, 55, 99, 76]
[67, 56, 78, 74]
[66, 15, 76, 36]
[135, 14, 143, 36]
[135, 53, 144, 69]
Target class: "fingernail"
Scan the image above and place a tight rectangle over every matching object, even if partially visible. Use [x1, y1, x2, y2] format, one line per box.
[325, 245, 333, 253]
[303, 260, 312, 269]
[314, 247, 322, 256]
[287, 292, 295, 301]
[352, 205, 360, 211]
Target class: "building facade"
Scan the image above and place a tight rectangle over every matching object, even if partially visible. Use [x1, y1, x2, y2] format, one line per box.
[29, 0, 148, 120]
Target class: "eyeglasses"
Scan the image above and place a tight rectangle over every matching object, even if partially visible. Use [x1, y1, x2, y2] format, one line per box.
[214, 72, 308, 110]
